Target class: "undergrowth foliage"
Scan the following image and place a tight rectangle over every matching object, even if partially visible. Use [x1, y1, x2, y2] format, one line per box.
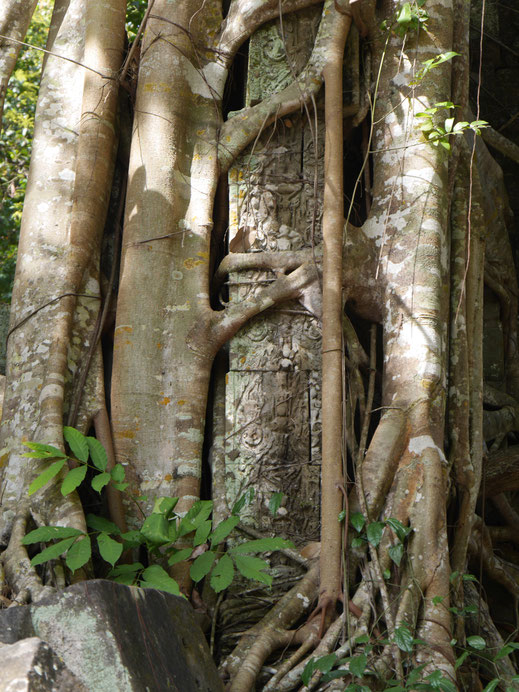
[22, 427, 294, 597]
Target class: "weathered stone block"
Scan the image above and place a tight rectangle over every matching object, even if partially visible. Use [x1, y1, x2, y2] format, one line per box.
[0, 580, 223, 692]
[0, 636, 88, 691]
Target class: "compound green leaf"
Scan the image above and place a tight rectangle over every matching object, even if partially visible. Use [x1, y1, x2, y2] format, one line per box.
[234, 555, 272, 587]
[28, 459, 66, 495]
[168, 548, 193, 566]
[141, 513, 170, 545]
[61, 464, 87, 496]
[22, 525, 84, 545]
[30, 537, 76, 566]
[86, 514, 121, 535]
[209, 516, 239, 547]
[65, 535, 91, 572]
[63, 426, 89, 462]
[210, 553, 234, 593]
[91, 472, 111, 493]
[97, 533, 123, 566]
[190, 550, 216, 581]
[230, 537, 295, 555]
[141, 565, 181, 596]
[86, 436, 108, 471]
[23, 441, 67, 458]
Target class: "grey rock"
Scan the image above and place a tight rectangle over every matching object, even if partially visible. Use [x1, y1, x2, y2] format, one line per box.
[0, 636, 88, 691]
[0, 580, 224, 692]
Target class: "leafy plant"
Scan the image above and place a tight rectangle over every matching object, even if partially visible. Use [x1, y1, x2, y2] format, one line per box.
[21, 428, 295, 596]
[349, 513, 412, 569]
[381, 0, 429, 37]
[415, 102, 488, 152]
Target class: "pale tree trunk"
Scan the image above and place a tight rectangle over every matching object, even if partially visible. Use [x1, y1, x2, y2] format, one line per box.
[0, 0, 126, 600]
[0, 0, 38, 127]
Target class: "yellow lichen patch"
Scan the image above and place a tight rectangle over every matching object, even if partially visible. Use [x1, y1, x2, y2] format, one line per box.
[177, 399, 186, 405]
[197, 129, 206, 136]
[158, 396, 171, 405]
[240, 356, 246, 364]
[225, 374, 229, 384]
[196, 251, 209, 259]
[115, 325, 133, 334]
[157, 343, 162, 349]
[164, 474, 172, 482]
[184, 257, 206, 269]
[0, 449, 8, 468]
[117, 430, 135, 439]
[143, 82, 171, 93]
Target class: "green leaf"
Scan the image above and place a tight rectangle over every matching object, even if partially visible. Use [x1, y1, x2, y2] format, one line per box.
[113, 573, 138, 586]
[209, 515, 240, 547]
[454, 651, 470, 670]
[462, 573, 477, 582]
[444, 117, 455, 132]
[482, 681, 499, 692]
[63, 426, 89, 462]
[110, 464, 126, 482]
[234, 555, 272, 586]
[301, 658, 319, 687]
[366, 521, 384, 547]
[194, 520, 212, 547]
[230, 537, 295, 555]
[350, 512, 366, 533]
[435, 101, 456, 109]
[190, 551, 216, 581]
[268, 492, 284, 516]
[23, 441, 67, 458]
[30, 537, 77, 566]
[152, 496, 178, 517]
[385, 518, 411, 542]
[396, 2, 412, 26]
[467, 635, 486, 650]
[210, 553, 234, 593]
[351, 537, 364, 548]
[432, 595, 444, 605]
[97, 533, 123, 566]
[121, 530, 145, 548]
[167, 548, 193, 566]
[66, 535, 91, 572]
[494, 642, 519, 660]
[28, 459, 66, 495]
[22, 525, 84, 544]
[141, 565, 181, 596]
[231, 487, 254, 515]
[86, 437, 108, 471]
[61, 464, 88, 496]
[349, 654, 367, 678]
[91, 472, 111, 493]
[178, 500, 213, 536]
[394, 623, 414, 653]
[338, 509, 346, 522]
[453, 121, 470, 132]
[86, 514, 121, 535]
[389, 543, 404, 566]
[112, 482, 129, 492]
[141, 513, 171, 545]
[108, 562, 143, 577]
[470, 120, 489, 128]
